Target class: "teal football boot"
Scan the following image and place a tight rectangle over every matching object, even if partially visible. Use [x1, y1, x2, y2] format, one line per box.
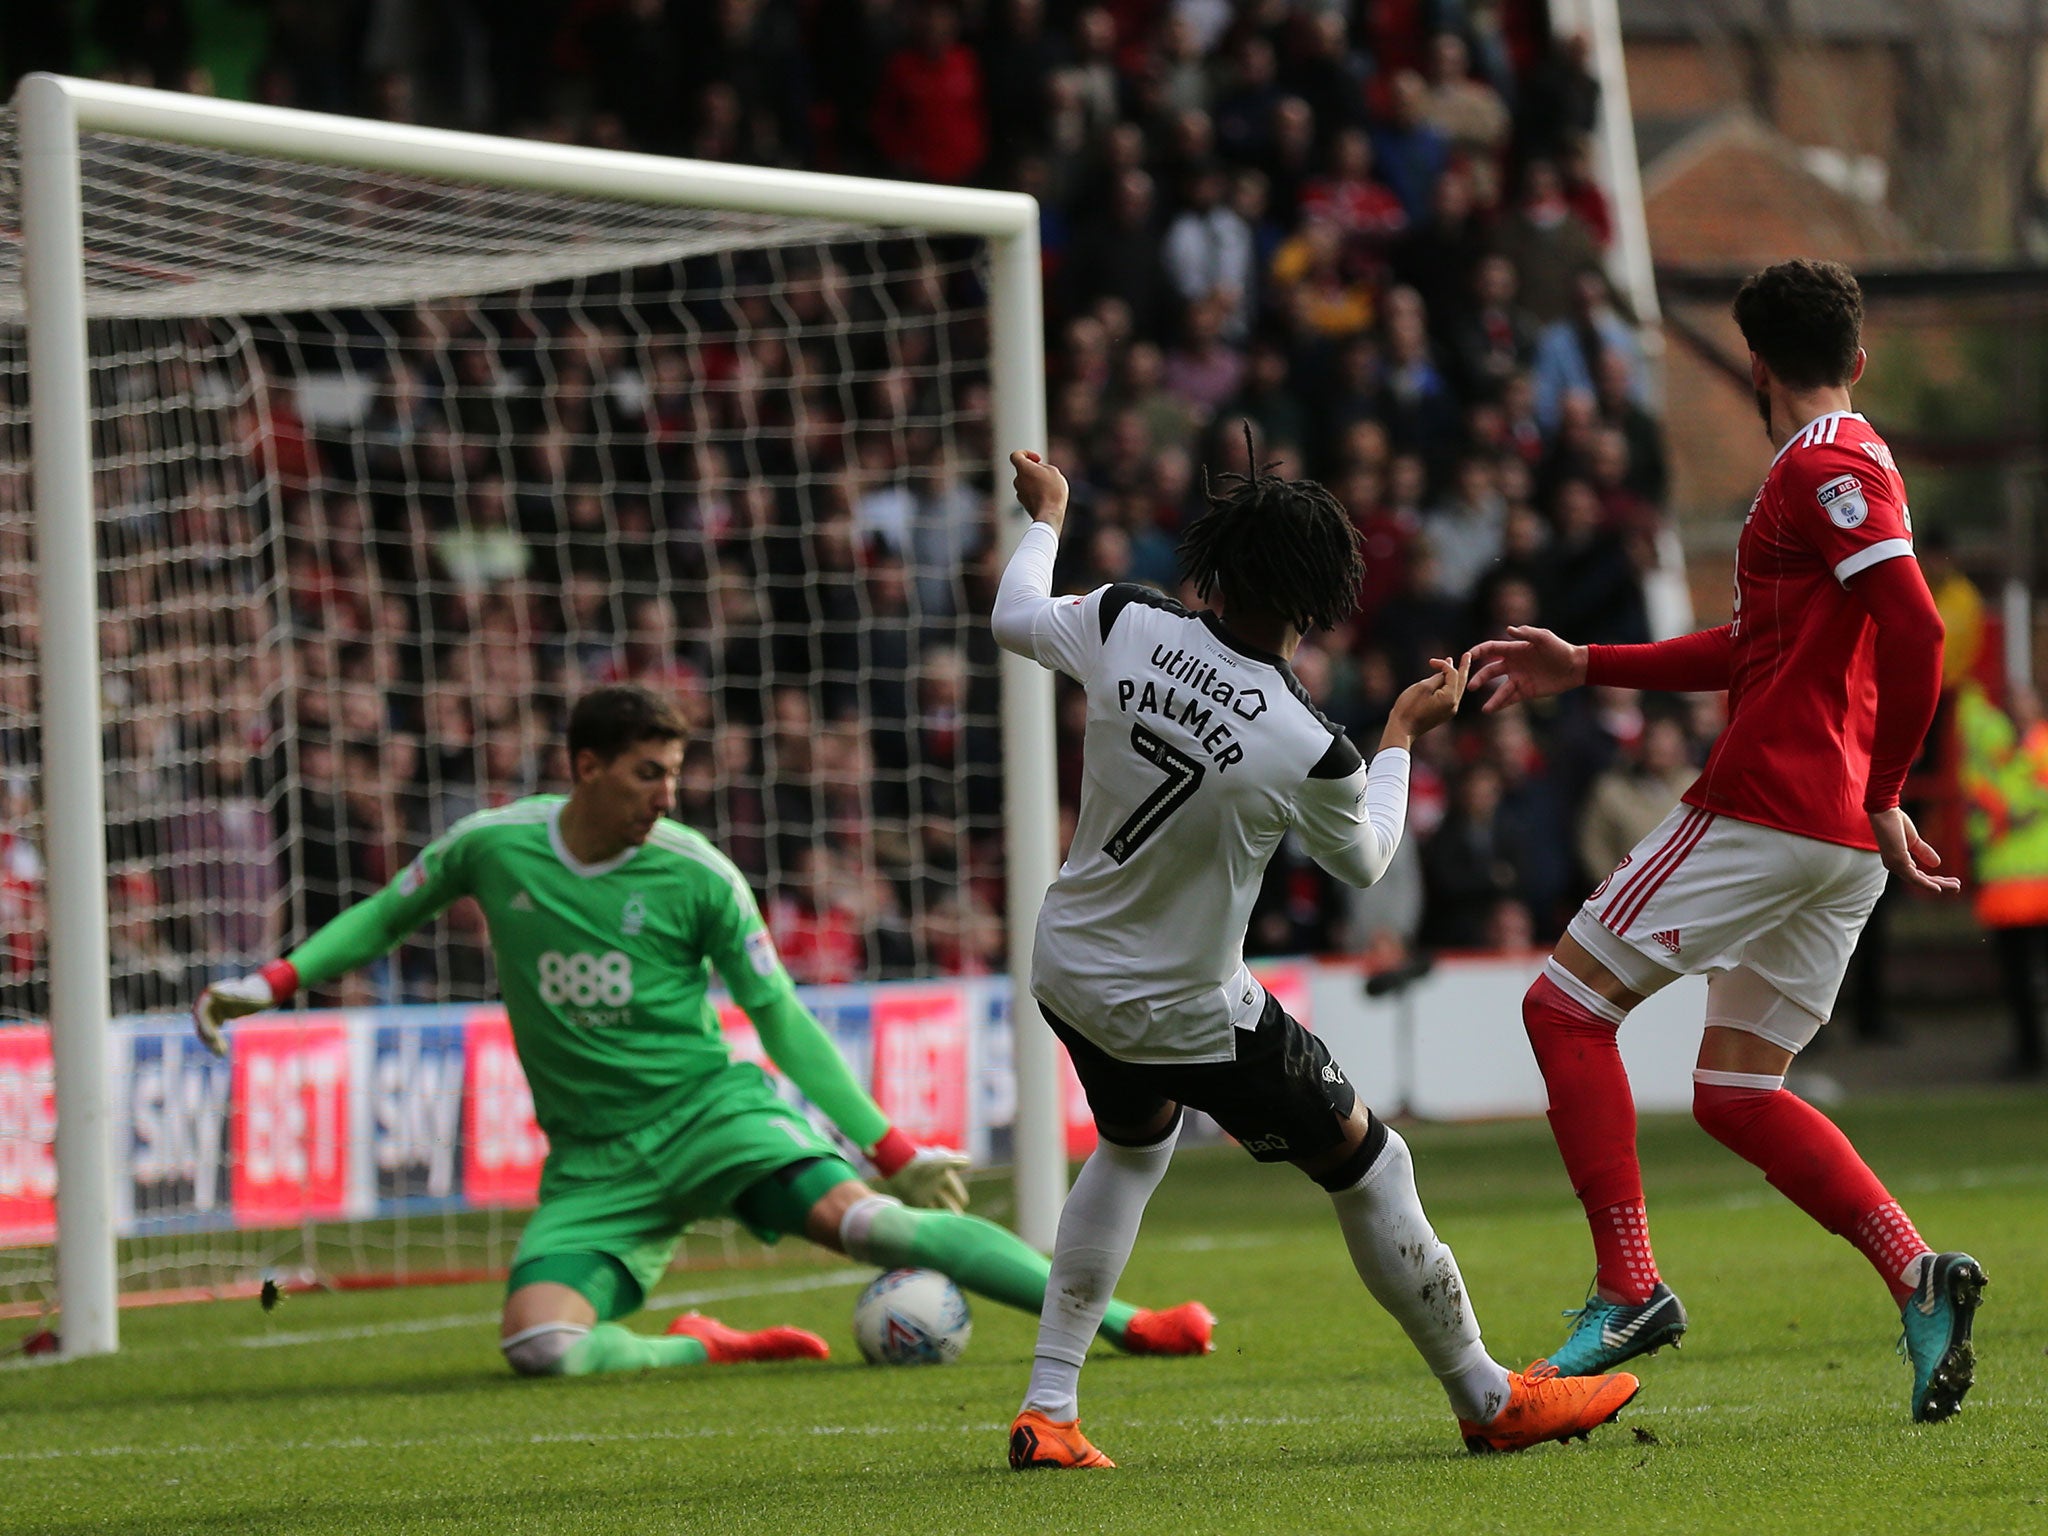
[1541, 1281, 1688, 1375]
[1900, 1252, 1987, 1423]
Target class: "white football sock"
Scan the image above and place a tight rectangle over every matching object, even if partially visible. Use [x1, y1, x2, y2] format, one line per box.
[1330, 1126, 1513, 1424]
[1020, 1120, 1180, 1421]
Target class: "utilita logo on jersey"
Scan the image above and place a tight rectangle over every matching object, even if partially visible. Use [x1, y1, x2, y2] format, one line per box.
[1114, 645, 1270, 772]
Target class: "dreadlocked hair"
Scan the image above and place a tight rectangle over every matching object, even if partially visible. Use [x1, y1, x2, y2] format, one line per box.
[1180, 422, 1366, 634]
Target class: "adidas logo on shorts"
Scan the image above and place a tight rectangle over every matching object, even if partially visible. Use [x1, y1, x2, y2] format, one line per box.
[1651, 928, 1682, 955]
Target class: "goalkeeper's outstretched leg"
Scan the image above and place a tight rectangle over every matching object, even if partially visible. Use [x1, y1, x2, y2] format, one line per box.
[805, 1175, 1216, 1358]
[492, 1144, 1213, 1379]
[498, 1256, 828, 1378]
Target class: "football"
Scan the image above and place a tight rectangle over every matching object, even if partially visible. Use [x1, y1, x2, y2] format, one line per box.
[851, 1268, 972, 1365]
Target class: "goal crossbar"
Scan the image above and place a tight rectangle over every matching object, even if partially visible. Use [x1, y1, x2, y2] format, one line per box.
[27, 76, 1038, 241]
[11, 72, 1062, 1359]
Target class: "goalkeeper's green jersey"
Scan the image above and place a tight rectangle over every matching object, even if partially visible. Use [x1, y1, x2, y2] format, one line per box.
[282, 795, 888, 1147]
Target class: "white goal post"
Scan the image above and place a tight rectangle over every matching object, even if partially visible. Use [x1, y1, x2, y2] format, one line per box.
[13, 72, 1065, 1360]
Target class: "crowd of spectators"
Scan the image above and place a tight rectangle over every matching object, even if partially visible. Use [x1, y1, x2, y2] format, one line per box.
[0, 0, 1704, 1019]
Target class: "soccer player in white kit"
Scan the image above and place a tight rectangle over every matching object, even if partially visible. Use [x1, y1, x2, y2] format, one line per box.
[1471, 260, 1986, 1423]
[992, 440, 1640, 1468]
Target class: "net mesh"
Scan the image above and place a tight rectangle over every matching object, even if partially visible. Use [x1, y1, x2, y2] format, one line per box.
[0, 122, 859, 320]
[0, 120, 1007, 1312]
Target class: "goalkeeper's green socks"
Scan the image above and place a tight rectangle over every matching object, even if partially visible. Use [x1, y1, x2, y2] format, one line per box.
[562, 1324, 709, 1375]
[506, 1315, 833, 1375]
[846, 1200, 1138, 1343]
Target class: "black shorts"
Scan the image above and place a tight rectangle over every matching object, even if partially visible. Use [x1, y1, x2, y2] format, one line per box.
[1043, 992, 1358, 1162]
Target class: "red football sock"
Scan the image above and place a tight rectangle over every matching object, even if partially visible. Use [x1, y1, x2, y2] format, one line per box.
[1693, 1079, 1929, 1304]
[1523, 973, 1658, 1304]
[1591, 1199, 1660, 1304]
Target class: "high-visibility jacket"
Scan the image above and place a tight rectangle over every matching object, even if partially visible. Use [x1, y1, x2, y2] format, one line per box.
[1956, 683, 2048, 927]
[1932, 570, 1984, 687]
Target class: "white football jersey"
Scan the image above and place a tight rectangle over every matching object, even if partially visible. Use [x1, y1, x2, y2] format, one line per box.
[994, 524, 1409, 1064]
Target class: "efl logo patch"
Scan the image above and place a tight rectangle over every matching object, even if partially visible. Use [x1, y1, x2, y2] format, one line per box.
[1817, 473, 1868, 529]
[745, 928, 779, 977]
[397, 858, 428, 896]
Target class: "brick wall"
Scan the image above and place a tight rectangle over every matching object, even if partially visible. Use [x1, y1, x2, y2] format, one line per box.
[1625, 38, 1748, 119]
[1643, 115, 1907, 540]
[1626, 39, 1903, 162]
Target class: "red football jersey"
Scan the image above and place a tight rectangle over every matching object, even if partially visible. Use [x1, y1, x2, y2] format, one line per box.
[1686, 411, 1917, 851]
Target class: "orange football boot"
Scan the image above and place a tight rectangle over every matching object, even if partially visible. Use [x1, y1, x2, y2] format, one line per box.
[1457, 1366, 1640, 1453]
[1118, 1300, 1217, 1356]
[1008, 1409, 1116, 1469]
[664, 1312, 830, 1363]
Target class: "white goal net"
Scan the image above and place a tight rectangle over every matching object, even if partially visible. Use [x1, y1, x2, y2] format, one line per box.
[0, 96, 1045, 1328]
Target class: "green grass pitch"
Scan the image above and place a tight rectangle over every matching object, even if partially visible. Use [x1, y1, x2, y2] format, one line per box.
[3, 1092, 2043, 1536]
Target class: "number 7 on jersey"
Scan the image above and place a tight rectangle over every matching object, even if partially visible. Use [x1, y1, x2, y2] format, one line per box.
[1104, 723, 1206, 864]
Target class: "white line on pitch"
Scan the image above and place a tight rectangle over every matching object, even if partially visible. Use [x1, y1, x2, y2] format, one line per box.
[237, 1269, 868, 1349]
[0, 1413, 1395, 1464]
[5, 1397, 2041, 1464]
[1701, 1161, 2048, 1212]
[232, 1309, 501, 1348]
[644, 1268, 870, 1312]
[1158, 1232, 1278, 1252]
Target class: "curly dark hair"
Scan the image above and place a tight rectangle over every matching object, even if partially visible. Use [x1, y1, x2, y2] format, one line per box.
[1179, 424, 1366, 634]
[1731, 258, 1864, 390]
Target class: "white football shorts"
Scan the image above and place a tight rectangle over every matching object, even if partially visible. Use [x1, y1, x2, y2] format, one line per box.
[1567, 801, 1887, 1026]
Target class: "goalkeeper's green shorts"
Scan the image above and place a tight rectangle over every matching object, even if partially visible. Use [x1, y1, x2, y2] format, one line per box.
[507, 1064, 859, 1319]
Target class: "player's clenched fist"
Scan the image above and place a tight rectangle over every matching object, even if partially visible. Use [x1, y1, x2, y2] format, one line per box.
[1009, 450, 1068, 532]
[1382, 653, 1471, 749]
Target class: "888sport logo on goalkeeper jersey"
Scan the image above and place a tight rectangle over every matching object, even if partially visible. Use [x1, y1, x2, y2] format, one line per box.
[536, 950, 636, 1027]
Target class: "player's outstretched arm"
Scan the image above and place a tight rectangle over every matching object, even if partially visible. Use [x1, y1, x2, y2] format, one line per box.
[192, 841, 467, 1055]
[747, 992, 968, 1211]
[1298, 656, 1469, 887]
[709, 884, 970, 1212]
[1472, 624, 1735, 712]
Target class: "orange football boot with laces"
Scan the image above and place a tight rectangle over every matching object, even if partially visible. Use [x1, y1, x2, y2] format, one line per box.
[1456, 1365, 1640, 1453]
[1008, 1409, 1116, 1469]
[1117, 1301, 1217, 1355]
[663, 1312, 831, 1363]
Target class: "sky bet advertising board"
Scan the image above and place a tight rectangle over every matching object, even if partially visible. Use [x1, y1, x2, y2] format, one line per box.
[0, 966, 1310, 1243]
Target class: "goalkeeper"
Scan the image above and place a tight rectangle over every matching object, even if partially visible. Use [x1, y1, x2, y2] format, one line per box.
[194, 685, 1213, 1378]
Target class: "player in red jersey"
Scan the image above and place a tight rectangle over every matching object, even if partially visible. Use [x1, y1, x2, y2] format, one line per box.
[1469, 260, 1986, 1423]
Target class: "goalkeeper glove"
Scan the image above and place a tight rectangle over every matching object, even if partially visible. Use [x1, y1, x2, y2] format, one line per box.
[192, 960, 298, 1056]
[867, 1127, 970, 1213]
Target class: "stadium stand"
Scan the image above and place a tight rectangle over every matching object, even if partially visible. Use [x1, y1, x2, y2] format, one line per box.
[0, 1, 1686, 1016]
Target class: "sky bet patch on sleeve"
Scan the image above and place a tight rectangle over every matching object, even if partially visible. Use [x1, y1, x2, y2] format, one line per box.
[1816, 472, 1868, 528]
[745, 928, 779, 977]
